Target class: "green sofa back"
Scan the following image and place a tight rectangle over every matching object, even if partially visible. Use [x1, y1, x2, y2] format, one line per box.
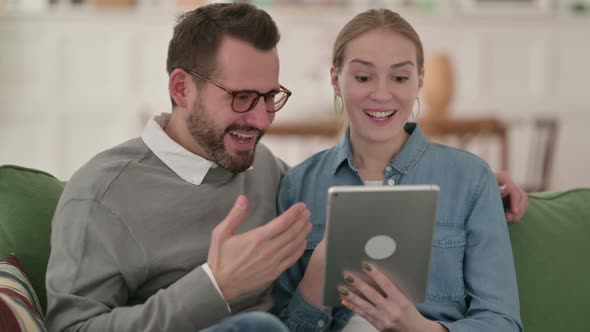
[0, 165, 64, 313]
[509, 189, 590, 332]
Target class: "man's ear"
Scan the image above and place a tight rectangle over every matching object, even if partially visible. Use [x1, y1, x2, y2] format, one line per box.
[169, 68, 193, 109]
[330, 67, 340, 95]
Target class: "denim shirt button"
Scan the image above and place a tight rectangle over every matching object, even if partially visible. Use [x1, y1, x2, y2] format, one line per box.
[385, 165, 392, 172]
[387, 179, 395, 186]
[317, 320, 325, 328]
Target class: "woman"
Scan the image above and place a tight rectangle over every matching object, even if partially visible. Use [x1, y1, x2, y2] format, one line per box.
[272, 8, 523, 332]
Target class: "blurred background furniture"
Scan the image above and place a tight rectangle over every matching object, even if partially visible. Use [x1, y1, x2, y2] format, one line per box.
[419, 116, 509, 170]
[522, 118, 559, 192]
[418, 115, 559, 192]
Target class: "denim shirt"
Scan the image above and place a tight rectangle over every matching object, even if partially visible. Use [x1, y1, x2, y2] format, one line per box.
[271, 123, 522, 332]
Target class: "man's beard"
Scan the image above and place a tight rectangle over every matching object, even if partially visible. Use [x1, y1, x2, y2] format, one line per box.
[188, 100, 263, 173]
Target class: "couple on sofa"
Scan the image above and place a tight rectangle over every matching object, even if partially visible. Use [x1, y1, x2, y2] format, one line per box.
[45, 3, 525, 331]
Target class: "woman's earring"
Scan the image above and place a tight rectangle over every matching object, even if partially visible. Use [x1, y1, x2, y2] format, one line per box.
[412, 97, 421, 120]
[333, 93, 344, 115]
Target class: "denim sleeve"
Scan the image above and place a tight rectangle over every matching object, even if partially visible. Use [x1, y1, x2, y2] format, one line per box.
[271, 175, 337, 331]
[441, 165, 523, 332]
[271, 259, 336, 331]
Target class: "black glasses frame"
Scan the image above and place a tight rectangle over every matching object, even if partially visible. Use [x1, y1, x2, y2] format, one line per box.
[183, 68, 292, 113]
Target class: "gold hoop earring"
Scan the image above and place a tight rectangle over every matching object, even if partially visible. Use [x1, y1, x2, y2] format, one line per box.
[412, 97, 421, 120]
[333, 94, 344, 115]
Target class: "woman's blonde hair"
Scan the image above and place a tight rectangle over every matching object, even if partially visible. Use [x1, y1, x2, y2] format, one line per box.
[332, 9, 424, 73]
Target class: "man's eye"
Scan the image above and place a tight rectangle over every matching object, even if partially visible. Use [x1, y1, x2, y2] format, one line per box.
[393, 76, 409, 82]
[355, 76, 369, 82]
[235, 93, 252, 101]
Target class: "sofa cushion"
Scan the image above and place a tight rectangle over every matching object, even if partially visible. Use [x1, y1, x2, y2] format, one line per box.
[0, 253, 47, 331]
[0, 165, 64, 313]
[509, 189, 590, 332]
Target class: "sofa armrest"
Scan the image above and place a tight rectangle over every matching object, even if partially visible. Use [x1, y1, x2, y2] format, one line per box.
[0, 165, 65, 313]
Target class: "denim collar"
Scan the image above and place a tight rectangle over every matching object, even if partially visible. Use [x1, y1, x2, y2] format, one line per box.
[331, 122, 430, 175]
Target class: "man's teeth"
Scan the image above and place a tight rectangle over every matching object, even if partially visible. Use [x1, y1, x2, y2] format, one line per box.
[230, 131, 255, 139]
[366, 111, 395, 119]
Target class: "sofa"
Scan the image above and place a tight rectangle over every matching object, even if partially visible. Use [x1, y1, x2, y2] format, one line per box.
[1, 164, 589, 331]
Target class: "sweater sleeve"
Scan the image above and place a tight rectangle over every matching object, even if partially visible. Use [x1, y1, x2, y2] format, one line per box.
[45, 199, 231, 332]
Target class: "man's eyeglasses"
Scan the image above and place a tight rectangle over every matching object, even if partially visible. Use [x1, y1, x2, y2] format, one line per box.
[183, 68, 292, 113]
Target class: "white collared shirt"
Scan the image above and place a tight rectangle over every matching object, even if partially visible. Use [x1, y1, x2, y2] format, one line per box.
[141, 115, 231, 313]
[141, 116, 217, 186]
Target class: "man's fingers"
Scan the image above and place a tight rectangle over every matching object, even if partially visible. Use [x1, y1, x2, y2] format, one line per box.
[495, 170, 510, 185]
[499, 184, 508, 197]
[277, 236, 308, 275]
[517, 194, 528, 220]
[267, 212, 311, 272]
[260, 202, 309, 239]
[495, 170, 529, 222]
[213, 195, 249, 239]
[510, 190, 521, 216]
[512, 189, 527, 221]
[270, 210, 311, 249]
[507, 186, 523, 217]
[273, 220, 311, 264]
[505, 212, 515, 223]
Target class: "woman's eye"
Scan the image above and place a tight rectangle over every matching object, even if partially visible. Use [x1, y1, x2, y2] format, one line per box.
[355, 76, 369, 82]
[393, 76, 409, 82]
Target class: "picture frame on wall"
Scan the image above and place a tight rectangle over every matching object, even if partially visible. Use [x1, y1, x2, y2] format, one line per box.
[459, 0, 555, 16]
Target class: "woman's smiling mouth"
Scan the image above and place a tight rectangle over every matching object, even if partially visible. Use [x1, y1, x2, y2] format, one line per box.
[363, 109, 397, 121]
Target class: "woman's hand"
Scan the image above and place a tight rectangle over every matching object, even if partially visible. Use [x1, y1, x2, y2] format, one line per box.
[339, 263, 448, 332]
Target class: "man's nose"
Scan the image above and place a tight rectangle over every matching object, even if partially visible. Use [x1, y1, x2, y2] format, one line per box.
[243, 97, 273, 131]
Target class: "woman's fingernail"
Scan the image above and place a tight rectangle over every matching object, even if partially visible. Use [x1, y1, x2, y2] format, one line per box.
[344, 275, 354, 283]
[339, 288, 349, 296]
[362, 262, 372, 272]
[341, 299, 350, 307]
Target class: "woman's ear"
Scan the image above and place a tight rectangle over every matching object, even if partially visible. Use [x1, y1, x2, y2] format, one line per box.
[418, 67, 425, 90]
[169, 68, 192, 109]
[330, 67, 341, 95]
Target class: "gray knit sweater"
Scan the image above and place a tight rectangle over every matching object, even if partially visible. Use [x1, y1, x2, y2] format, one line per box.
[45, 137, 288, 332]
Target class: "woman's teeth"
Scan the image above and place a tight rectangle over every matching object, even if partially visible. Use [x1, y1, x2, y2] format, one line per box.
[365, 110, 396, 120]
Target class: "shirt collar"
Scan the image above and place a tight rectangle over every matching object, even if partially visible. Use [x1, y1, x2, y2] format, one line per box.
[141, 117, 216, 185]
[331, 122, 430, 175]
[332, 127, 355, 173]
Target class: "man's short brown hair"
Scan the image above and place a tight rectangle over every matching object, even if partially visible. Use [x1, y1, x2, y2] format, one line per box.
[166, 3, 281, 107]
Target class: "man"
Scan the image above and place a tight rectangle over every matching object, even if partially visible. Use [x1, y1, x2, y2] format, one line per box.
[46, 3, 310, 331]
[45, 3, 527, 332]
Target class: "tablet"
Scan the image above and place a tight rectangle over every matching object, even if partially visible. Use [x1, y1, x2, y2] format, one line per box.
[323, 185, 439, 307]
